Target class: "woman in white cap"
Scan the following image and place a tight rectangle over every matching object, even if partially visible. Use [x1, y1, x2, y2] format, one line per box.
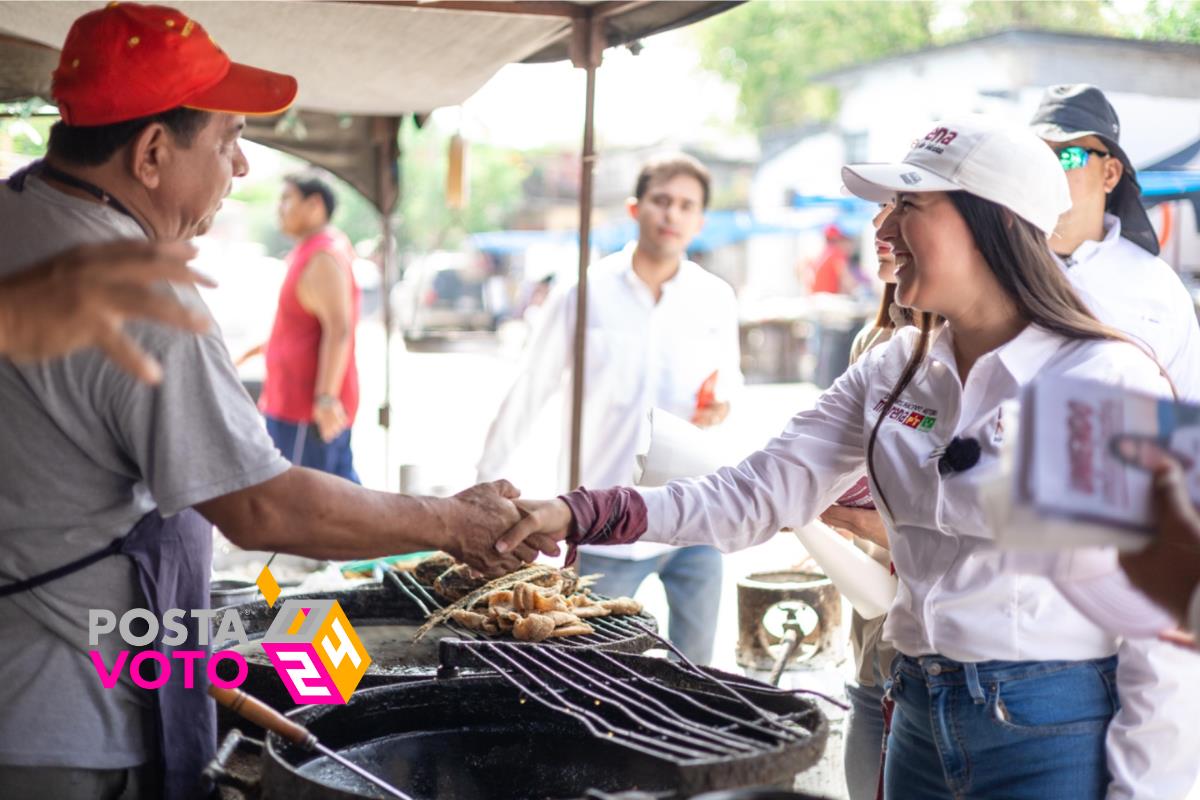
[496, 115, 1180, 798]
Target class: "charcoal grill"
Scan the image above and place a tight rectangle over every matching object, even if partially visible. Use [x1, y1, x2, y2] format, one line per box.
[210, 637, 827, 800]
[212, 572, 660, 723]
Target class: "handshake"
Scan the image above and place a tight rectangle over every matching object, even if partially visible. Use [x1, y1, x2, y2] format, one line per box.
[434, 480, 576, 576]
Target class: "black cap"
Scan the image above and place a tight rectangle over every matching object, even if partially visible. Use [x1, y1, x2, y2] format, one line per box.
[1030, 84, 1160, 256]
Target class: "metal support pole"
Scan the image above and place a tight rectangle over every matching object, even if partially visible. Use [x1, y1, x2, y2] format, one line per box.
[373, 116, 401, 487]
[568, 14, 603, 490]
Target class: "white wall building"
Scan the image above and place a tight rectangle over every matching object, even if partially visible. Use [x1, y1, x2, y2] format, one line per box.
[749, 29, 1200, 294]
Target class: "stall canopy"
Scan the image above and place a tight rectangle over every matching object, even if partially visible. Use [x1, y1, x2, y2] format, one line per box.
[0, 1, 739, 211]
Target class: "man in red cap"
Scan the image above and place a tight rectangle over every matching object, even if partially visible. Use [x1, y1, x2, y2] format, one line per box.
[0, 5, 537, 799]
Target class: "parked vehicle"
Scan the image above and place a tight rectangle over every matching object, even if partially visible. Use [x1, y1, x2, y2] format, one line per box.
[390, 251, 494, 339]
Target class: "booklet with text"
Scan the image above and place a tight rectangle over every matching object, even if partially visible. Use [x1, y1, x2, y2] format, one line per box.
[994, 374, 1200, 551]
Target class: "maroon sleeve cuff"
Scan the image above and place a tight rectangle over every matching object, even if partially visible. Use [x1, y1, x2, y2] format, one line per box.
[558, 486, 649, 566]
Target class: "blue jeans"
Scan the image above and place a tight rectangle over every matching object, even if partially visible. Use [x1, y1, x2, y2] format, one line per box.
[885, 654, 1119, 800]
[845, 669, 887, 800]
[576, 546, 723, 664]
[265, 416, 360, 484]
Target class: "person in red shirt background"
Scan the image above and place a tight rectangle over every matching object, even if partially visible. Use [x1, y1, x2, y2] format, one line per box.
[806, 222, 859, 295]
[244, 173, 361, 482]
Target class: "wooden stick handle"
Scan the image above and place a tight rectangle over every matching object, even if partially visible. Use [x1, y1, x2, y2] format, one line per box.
[208, 684, 315, 748]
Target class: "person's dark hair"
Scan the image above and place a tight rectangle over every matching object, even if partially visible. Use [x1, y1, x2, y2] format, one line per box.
[634, 154, 711, 209]
[872, 283, 916, 329]
[47, 107, 211, 167]
[285, 173, 337, 220]
[865, 190, 1171, 515]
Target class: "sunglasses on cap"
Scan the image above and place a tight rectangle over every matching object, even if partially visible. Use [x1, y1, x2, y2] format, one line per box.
[1055, 145, 1110, 171]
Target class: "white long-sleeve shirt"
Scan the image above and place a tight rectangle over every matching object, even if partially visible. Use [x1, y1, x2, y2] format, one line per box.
[636, 323, 1197, 797]
[1060, 214, 1200, 403]
[1058, 214, 1200, 799]
[478, 243, 743, 558]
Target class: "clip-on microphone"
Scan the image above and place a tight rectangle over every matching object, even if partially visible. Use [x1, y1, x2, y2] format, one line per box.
[937, 436, 981, 477]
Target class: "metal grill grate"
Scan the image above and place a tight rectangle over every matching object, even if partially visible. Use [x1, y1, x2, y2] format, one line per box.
[386, 569, 658, 650]
[435, 636, 816, 764]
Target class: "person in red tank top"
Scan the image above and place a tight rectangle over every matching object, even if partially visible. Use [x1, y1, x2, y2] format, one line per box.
[247, 173, 361, 482]
[807, 223, 856, 295]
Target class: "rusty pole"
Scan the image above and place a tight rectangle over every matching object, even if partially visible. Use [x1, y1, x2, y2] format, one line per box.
[568, 13, 603, 490]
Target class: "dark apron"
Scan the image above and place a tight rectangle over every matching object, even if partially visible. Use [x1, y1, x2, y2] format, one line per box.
[0, 509, 216, 800]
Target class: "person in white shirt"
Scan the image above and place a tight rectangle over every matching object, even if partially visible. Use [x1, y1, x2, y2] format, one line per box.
[1029, 84, 1200, 799]
[1031, 84, 1200, 402]
[477, 154, 743, 664]
[495, 116, 1194, 799]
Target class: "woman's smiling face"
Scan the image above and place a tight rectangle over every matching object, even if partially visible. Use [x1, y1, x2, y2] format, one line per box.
[877, 191, 990, 318]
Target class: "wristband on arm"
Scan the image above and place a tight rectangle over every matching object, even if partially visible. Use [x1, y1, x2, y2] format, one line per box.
[559, 486, 649, 566]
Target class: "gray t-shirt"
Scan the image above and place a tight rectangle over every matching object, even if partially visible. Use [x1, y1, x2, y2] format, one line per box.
[0, 176, 290, 768]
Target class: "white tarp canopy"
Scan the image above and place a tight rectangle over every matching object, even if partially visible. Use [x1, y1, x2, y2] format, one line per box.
[0, 1, 739, 115]
[0, 1, 568, 114]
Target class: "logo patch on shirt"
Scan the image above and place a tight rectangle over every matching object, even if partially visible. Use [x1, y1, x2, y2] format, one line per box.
[874, 398, 938, 432]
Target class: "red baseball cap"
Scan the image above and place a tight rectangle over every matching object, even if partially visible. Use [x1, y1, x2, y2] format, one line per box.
[51, 2, 297, 127]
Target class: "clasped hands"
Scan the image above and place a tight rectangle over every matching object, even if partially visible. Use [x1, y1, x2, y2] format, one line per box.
[438, 482, 572, 577]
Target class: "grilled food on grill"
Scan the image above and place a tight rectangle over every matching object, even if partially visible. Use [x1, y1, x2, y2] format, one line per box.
[427, 558, 589, 604]
[413, 552, 457, 586]
[513, 613, 557, 642]
[409, 556, 643, 642]
[433, 563, 485, 601]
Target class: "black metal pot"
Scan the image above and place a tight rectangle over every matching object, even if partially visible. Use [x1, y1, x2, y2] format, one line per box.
[211, 654, 827, 800]
[210, 579, 261, 610]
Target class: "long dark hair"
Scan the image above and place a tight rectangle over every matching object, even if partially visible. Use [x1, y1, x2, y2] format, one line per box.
[872, 283, 906, 329]
[865, 191, 1170, 516]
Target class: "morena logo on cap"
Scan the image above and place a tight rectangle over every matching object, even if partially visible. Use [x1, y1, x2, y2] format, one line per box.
[912, 126, 959, 157]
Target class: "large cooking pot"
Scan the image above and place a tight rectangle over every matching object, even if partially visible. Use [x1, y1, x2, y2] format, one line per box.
[211, 654, 827, 800]
[210, 578, 260, 609]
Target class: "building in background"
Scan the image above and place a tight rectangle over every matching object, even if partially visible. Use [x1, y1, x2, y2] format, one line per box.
[753, 30, 1200, 285]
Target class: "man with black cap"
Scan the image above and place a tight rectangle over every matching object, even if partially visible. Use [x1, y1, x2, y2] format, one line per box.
[1030, 84, 1200, 800]
[1031, 83, 1200, 401]
[0, 5, 537, 799]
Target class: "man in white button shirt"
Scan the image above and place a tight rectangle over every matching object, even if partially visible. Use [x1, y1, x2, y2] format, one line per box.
[477, 154, 743, 663]
[1031, 85, 1200, 800]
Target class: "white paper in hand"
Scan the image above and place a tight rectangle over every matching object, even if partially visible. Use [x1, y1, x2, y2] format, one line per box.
[791, 521, 898, 620]
[633, 408, 730, 485]
[633, 409, 898, 619]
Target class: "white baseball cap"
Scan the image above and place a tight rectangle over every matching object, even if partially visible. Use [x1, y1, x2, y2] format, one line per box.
[841, 115, 1071, 236]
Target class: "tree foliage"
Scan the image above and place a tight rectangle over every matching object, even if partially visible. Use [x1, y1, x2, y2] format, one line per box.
[958, 1, 1112, 36]
[691, 0, 1196, 134]
[693, 1, 937, 133]
[1137, 0, 1200, 41]
[397, 118, 533, 253]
